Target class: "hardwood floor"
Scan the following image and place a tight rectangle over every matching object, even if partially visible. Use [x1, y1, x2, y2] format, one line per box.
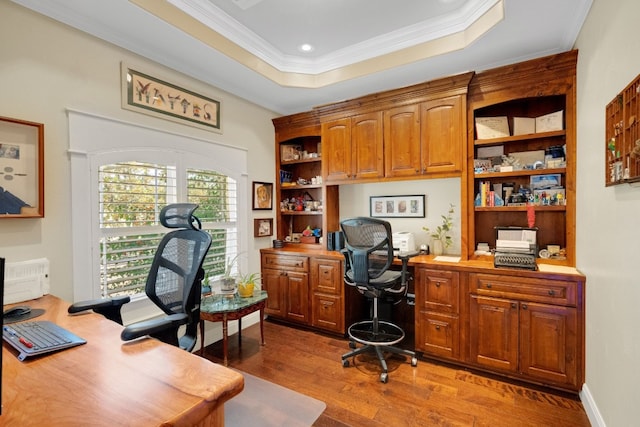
[200, 319, 590, 427]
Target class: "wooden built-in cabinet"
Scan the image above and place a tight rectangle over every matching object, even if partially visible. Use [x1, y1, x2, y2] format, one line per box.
[322, 112, 385, 183]
[260, 249, 362, 335]
[414, 268, 460, 360]
[466, 50, 577, 266]
[318, 72, 473, 185]
[468, 272, 582, 391]
[261, 253, 310, 324]
[266, 51, 585, 393]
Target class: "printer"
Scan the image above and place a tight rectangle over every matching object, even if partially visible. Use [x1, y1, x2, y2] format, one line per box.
[392, 231, 416, 253]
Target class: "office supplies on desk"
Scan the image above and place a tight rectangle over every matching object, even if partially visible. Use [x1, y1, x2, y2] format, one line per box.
[3, 320, 86, 361]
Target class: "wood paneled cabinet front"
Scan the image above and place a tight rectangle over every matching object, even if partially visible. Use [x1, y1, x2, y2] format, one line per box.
[310, 257, 344, 333]
[322, 112, 384, 183]
[468, 273, 583, 391]
[261, 253, 309, 324]
[414, 268, 461, 361]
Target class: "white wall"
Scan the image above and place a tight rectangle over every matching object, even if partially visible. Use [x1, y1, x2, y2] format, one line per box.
[340, 178, 462, 255]
[0, 2, 276, 302]
[574, 0, 640, 425]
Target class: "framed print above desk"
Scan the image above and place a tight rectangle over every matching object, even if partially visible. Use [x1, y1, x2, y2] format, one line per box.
[370, 194, 425, 218]
[0, 116, 44, 218]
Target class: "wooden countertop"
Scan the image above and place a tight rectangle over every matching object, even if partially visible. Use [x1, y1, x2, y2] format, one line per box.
[260, 246, 585, 281]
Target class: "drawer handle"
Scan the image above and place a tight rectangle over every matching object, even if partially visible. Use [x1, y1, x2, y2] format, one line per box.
[548, 290, 555, 296]
[522, 304, 528, 310]
[435, 281, 441, 287]
[435, 325, 440, 330]
[511, 303, 517, 309]
[486, 283, 492, 289]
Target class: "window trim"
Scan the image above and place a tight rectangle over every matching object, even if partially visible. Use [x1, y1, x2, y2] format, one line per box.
[68, 110, 248, 319]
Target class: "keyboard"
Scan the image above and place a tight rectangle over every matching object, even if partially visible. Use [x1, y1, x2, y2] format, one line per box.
[3, 320, 86, 361]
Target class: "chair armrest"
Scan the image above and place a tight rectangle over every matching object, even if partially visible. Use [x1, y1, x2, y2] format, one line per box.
[121, 313, 188, 343]
[68, 296, 131, 325]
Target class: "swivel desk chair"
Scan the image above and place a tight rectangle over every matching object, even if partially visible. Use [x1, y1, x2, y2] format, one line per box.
[340, 217, 418, 383]
[69, 203, 212, 352]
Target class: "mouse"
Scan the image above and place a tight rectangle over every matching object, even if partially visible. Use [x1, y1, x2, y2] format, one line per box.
[3, 305, 32, 318]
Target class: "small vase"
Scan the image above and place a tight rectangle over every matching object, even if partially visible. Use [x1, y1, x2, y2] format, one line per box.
[432, 239, 444, 256]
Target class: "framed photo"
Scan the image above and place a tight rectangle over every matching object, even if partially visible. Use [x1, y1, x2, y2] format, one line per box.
[530, 173, 562, 190]
[121, 62, 221, 133]
[254, 218, 273, 237]
[370, 195, 425, 218]
[0, 116, 44, 218]
[252, 181, 273, 210]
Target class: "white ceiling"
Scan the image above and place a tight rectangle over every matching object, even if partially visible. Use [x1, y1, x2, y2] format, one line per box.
[12, 0, 592, 116]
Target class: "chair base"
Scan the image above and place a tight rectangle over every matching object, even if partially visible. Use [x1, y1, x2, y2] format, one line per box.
[342, 320, 417, 383]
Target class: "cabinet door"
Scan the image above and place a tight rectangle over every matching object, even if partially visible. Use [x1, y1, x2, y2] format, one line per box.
[520, 302, 578, 387]
[416, 268, 459, 314]
[421, 95, 463, 174]
[469, 295, 519, 373]
[286, 271, 310, 324]
[384, 104, 421, 177]
[261, 268, 287, 318]
[321, 118, 352, 182]
[351, 112, 384, 180]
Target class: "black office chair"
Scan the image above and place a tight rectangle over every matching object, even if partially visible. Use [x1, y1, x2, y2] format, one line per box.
[69, 203, 212, 352]
[340, 217, 418, 383]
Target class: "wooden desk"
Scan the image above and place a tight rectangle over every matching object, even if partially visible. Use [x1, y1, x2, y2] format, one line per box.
[199, 291, 267, 366]
[2, 295, 244, 426]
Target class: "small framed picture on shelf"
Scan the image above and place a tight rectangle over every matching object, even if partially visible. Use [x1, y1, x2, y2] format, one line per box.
[252, 181, 273, 210]
[254, 218, 273, 237]
[530, 174, 561, 191]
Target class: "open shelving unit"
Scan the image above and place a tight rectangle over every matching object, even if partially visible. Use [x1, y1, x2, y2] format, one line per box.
[465, 51, 577, 266]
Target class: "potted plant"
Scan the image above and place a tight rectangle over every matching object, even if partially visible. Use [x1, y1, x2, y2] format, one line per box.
[422, 203, 455, 256]
[220, 253, 241, 291]
[237, 271, 260, 298]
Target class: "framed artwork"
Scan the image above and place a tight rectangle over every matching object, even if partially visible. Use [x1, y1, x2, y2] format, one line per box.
[254, 218, 273, 237]
[121, 62, 221, 133]
[370, 195, 425, 218]
[0, 116, 44, 218]
[252, 181, 273, 210]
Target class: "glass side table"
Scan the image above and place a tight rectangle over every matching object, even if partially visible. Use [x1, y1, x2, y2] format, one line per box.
[199, 290, 268, 366]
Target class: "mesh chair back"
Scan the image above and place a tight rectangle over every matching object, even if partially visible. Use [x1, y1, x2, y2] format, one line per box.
[340, 217, 395, 286]
[146, 204, 211, 318]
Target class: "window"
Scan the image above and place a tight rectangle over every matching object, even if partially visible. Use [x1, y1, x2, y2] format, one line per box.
[69, 111, 248, 305]
[98, 162, 238, 298]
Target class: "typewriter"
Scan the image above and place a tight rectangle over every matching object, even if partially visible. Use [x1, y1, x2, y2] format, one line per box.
[493, 227, 538, 270]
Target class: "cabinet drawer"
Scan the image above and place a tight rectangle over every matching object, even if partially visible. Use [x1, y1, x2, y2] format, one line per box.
[416, 311, 459, 359]
[470, 273, 577, 306]
[310, 257, 342, 294]
[261, 253, 308, 272]
[417, 269, 459, 313]
[311, 293, 344, 333]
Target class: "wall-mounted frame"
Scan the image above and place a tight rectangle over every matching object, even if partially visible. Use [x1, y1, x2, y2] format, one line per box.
[0, 116, 44, 218]
[370, 194, 425, 218]
[252, 181, 273, 210]
[254, 218, 273, 237]
[121, 62, 221, 133]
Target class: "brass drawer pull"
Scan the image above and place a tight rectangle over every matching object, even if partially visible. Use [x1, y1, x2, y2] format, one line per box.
[486, 283, 492, 289]
[548, 290, 555, 296]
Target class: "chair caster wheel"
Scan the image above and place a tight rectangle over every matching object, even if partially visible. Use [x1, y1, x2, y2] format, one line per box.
[342, 359, 350, 368]
[380, 373, 388, 383]
[411, 357, 418, 367]
[349, 341, 356, 349]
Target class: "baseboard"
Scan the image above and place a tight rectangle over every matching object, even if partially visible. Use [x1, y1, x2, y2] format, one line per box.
[580, 383, 606, 427]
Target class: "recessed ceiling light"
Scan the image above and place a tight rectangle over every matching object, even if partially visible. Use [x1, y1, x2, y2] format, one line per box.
[298, 43, 315, 53]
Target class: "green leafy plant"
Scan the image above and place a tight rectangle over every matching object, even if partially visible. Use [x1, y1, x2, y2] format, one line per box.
[422, 203, 455, 248]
